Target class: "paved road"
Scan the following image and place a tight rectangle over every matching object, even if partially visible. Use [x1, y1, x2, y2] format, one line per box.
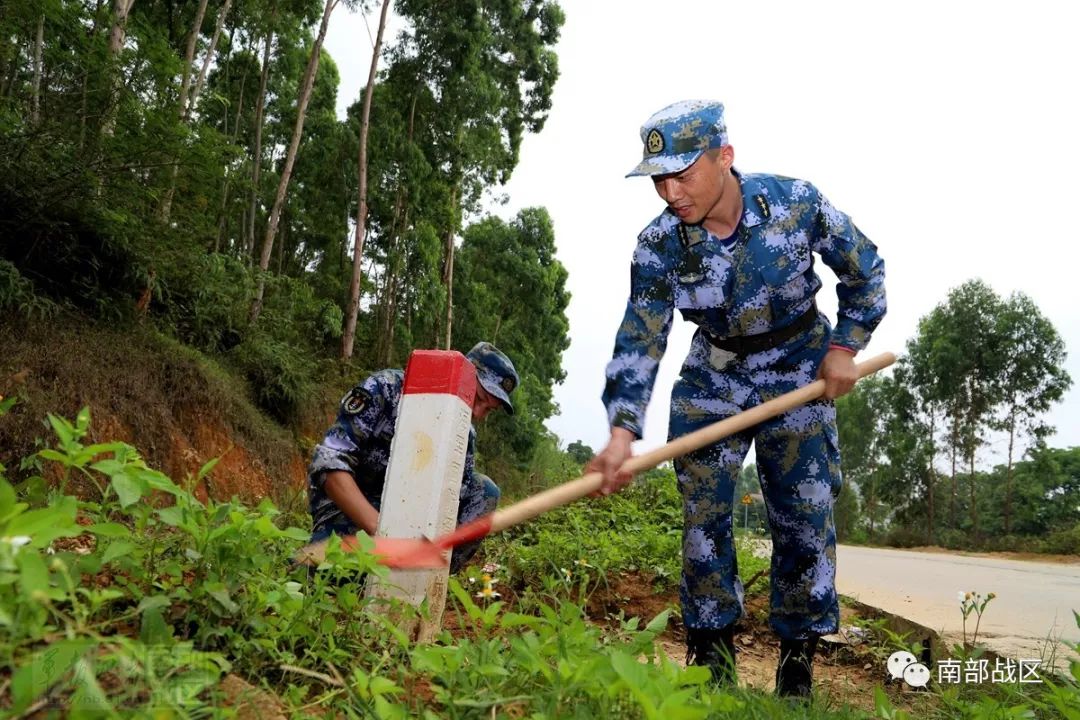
[834, 545, 1080, 666]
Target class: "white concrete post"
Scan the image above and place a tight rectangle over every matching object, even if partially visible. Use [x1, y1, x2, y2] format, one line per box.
[364, 350, 475, 641]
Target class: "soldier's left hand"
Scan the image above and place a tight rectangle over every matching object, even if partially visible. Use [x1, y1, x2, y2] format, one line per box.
[818, 348, 858, 400]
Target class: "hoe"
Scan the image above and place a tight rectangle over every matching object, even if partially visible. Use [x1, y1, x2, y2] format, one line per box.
[295, 351, 895, 569]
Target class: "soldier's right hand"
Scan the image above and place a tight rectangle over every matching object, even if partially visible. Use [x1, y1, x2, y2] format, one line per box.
[586, 428, 635, 496]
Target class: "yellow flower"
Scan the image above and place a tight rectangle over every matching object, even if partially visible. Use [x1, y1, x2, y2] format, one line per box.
[474, 585, 501, 600]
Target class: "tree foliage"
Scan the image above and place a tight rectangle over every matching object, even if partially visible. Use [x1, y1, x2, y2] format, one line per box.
[0, 0, 569, 480]
[836, 279, 1072, 551]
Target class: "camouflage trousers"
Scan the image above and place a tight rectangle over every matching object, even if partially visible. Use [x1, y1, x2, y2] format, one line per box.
[308, 473, 500, 574]
[669, 317, 841, 640]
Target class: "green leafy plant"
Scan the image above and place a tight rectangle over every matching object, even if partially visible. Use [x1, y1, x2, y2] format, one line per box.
[958, 590, 996, 650]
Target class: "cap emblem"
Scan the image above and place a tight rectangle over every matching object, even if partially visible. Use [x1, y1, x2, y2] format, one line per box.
[646, 128, 665, 155]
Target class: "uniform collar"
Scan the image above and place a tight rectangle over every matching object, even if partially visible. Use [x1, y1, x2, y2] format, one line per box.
[736, 170, 771, 229]
[674, 169, 770, 248]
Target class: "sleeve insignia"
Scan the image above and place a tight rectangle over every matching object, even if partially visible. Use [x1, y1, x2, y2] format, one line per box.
[341, 387, 371, 415]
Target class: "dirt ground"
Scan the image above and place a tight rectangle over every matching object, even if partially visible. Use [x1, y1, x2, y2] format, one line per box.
[583, 572, 935, 715]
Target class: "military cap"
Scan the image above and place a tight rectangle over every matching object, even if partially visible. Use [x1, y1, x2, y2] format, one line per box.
[466, 342, 519, 415]
[626, 100, 728, 178]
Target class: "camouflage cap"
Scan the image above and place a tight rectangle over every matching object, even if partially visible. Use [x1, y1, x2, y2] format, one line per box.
[626, 100, 728, 178]
[466, 342, 519, 415]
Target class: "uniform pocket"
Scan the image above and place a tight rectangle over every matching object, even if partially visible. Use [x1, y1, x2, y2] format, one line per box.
[760, 253, 813, 320]
[673, 246, 731, 317]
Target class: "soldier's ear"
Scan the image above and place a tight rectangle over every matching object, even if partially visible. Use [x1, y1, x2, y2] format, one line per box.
[720, 144, 735, 171]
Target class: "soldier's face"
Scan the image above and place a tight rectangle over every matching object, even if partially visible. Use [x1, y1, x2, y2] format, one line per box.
[472, 383, 503, 422]
[652, 148, 731, 225]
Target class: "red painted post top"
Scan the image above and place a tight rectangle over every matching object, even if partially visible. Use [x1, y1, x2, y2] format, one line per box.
[402, 350, 477, 404]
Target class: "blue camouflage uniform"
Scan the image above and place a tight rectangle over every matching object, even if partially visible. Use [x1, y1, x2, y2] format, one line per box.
[605, 100, 886, 640]
[308, 343, 519, 572]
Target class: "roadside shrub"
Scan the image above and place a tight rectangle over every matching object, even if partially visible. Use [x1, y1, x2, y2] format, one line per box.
[1042, 524, 1080, 555]
[881, 526, 925, 548]
[847, 526, 869, 545]
[983, 534, 1044, 554]
[936, 529, 968, 551]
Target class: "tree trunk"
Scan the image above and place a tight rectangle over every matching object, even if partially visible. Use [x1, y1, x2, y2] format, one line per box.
[250, 0, 339, 324]
[277, 215, 286, 275]
[949, 432, 957, 529]
[100, 0, 136, 141]
[341, 0, 391, 359]
[968, 450, 977, 538]
[187, 0, 234, 120]
[215, 179, 232, 251]
[214, 62, 247, 253]
[442, 226, 454, 350]
[78, 0, 105, 151]
[375, 96, 415, 366]
[160, 0, 234, 223]
[927, 410, 936, 544]
[441, 183, 459, 350]
[926, 466, 935, 544]
[1, 43, 21, 100]
[247, 20, 275, 266]
[1004, 407, 1016, 535]
[30, 13, 43, 125]
[177, 0, 210, 120]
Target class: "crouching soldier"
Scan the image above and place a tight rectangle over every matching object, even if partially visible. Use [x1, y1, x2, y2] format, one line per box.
[307, 342, 518, 572]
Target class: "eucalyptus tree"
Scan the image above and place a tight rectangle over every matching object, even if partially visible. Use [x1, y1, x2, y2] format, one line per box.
[993, 292, 1071, 533]
[249, 0, 356, 324]
[158, 0, 236, 222]
[393, 0, 564, 348]
[453, 207, 570, 473]
[878, 361, 935, 540]
[837, 374, 886, 536]
[341, 0, 391, 359]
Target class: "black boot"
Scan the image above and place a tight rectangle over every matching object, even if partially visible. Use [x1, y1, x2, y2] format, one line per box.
[686, 626, 737, 685]
[776, 637, 819, 698]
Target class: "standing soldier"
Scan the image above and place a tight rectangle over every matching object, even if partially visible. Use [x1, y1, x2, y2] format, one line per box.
[587, 100, 886, 697]
[307, 342, 519, 573]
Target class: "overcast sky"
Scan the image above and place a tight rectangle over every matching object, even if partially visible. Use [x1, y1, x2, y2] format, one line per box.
[325, 1, 1080, 466]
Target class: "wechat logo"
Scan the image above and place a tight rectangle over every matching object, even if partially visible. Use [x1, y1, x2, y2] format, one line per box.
[888, 650, 931, 688]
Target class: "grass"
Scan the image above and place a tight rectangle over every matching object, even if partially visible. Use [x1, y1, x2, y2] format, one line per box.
[1, 402, 1077, 718]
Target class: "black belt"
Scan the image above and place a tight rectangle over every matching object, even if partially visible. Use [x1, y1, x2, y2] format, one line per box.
[705, 303, 819, 356]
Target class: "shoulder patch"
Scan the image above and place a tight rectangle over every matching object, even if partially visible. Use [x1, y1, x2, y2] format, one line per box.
[341, 387, 372, 415]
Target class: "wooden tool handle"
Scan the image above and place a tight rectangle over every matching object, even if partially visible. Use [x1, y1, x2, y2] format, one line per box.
[486, 351, 895, 536]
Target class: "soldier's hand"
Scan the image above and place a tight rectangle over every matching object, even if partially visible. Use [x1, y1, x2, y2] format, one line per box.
[586, 428, 635, 496]
[818, 347, 858, 400]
